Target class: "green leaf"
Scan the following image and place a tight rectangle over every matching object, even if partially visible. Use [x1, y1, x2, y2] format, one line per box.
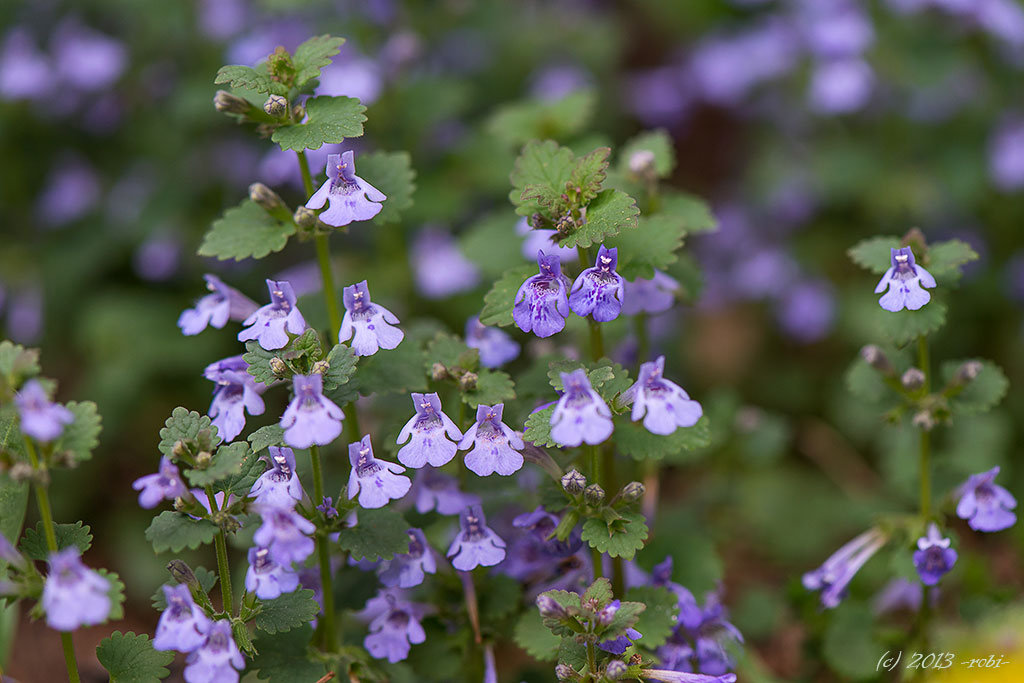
[251, 625, 324, 682]
[52, 401, 101, 463]
[20, 521, 92, 561]
[355, 151, 416, 225]
[845, 359, 896, 406]
[292, 35, 345, 87]
[214, 65, 287, 97]
[99, 568, 126, 621]
[242, 342, 280, 385]
[569, 147, 610, 205]
[581, 511, 648, 559]
[558, 637, 588, 670]
[659, 191, 717, 234]
[537, 589, 582, 636]
[145, 512, 219, 553]
[322, 343, 358, 392]
[346, 338, 428, 399]
[0, 475, 28, 555]
[221, 444, 266, 499]
[479, 574, 523, 621]
[513, 609, 560, 661]
[943, 360, 1009, 415]
[582, 577, 613, 605]
[199, 199, 296, 262]
[557, 189, 639, 249]
[248, 425, 285, 453]
[185, 441, 249, 487]
[524, 405, 557, 448]
[272, 96, 367, 151]
[251, 589, 320, 634]
[425, 333, 478, 372]
[625, 586, 679, 650]
[460, 212, 528, 279]
[608, 213, 686, 280]
[479, 264, 536, 327]
[925, 239, 979, 284]
[158, 407, 220, 458]
[601, 600, 645, 642]
[873, 299, 947, 347]
[615, 416, 711, 462]
[489, 91, 595, 148]
[823, 602, 883, 679]
[848, 236, 900, 273]
[336, 508, 410, 561]
[151, 567, 218, 610]
[97, 631, 173, 682]
[509, 140, 575, 217]
[0, 340, 40, 391]
[619, 130, 675, 178]
[464, 370, 515, 409]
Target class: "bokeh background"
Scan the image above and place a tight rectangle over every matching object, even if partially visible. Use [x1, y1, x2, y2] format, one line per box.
[2, 0, 1023, 680]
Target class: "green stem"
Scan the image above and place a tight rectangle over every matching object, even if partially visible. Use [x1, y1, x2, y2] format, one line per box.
[24, 438, 81, 683]
[308, 446, 337, 650]
[587, 320, 605, 362]
[917, 336, 931, 517]
[205, 487, 234, 616]
[586, 640, 598, 680]
[634, 313, 649, 369]
[589, 445, 600, 484]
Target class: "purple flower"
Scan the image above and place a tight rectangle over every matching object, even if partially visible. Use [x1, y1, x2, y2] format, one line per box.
[378, 529, 437, 588]
[466, 316, 520, 368]
[133, 234, 180, 282]
[621, 271, 680, 316]
[153, 584, 212, 653]
[956, 466, 1017, 532]
[305, 151, 386, 227]
[550, 370, 613, 447]
[458, 403, 524, 477]
[204, 356, 266, 442]
[42, 548, 111, 631]
[253, 505, 315, 566]
[569, 245, 625, 322]
[623, 356, 703, 435]
[340, 280, 404, 356]
[178, 275, 258, 336]
[873, 578, 924, 615]
[410, 228, 481, 299]
[183, 620, 245, 683]
[483, 643, 498, 683]
[238, 279, 306, 351]
[413, 468, 480, 515]
[599, 628, 641, 655]
[988, 118, 1024, 191]
[51, 20, 126, 92]
[776, 280, 836, 343]
[0, 29, 51, 101]
[808, 58, 874, 115]
[132, 456, 187, 509]
[875, 247, 936, 312]
[0, 531, 23, 567]
[645, 672, 737, 683]
[797, 1, 874, 59]
[249, 447, 302, 508]
[396, 392, 462, 468]
[513, 251, 572, 338]
[280, 374, 344, 449]
[361, 590, 427, 663]
[516, 218, 577, 263]
[447, 505, 506, 571]
[15, 379, 74, 442]
[36, 156, 101, 228]
[317, 496, 338, 519]
[913, 523, 957, 586]
[803, 528, 887, 609]
[245, 546, 300, 600]
[317, 52, 383, 104]
[502, 507, 584, 585]
[347, 435, 411, 508]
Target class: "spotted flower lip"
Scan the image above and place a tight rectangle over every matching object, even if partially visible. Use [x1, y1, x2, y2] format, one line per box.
[549, 369, 613, 447]
[178, 274, 258, 336]
[305, 151, 386, 227]
[512, 250, 572, 338]
[913, 523, 957, 586]
[237, 279, 307, 350]
[249, 446, 303, 507]
[447, 505, 506, 571]
[41, 547, 111, 631]
[458, 403, 525, 477]
[956, 466, 1017, 532]
[15, 378, 74, 443]
[280, 373, 344, 449]
[204, 355, 266, 442]
[874, 247, 936, 312]
[153, 583, 211, 653]
[347, 434, 411, 509]
[803, 528, 888, 609]
[622, 356, 703, 435]
[245, 545, 300, 600]
[183, 619, 245, 683]
[396, 392, 462, 468]
[569, 244, 625, 322]
[132, 456, 187, 509]
[339, 280, 404, 356]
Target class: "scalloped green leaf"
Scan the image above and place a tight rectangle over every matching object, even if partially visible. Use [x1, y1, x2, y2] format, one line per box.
[356, 151, 416, 225]
[248, 425, 285, 453]
[926, 239, 979, 284]
[524, 405, 557, 448]
[464, 370, 515, 409]
[660, 191, 718, 235]
[97, 631, 174, 682]
[185, 441, 249, 488]
[625, 585, 680, 650]
[607, 213, 686, 280]
[53, 400, 101, 463]
[489, 91, 595, 148]
[336, 508, 410, 561]
[293, 35, 345, 87]
[272, 96, 367, 151]
[569, 146, 610, 205]
[322, 343, 358, 392]
[158, 407, 220, 457]
[251, 589, 321, 634]
[942, 359, 1009, 415]
[619, 129, 675, 178]
[214, 64, 287, 97]
[251, 625, 325, 682]
[509, 140, 575, 217]
[198, 200, 296, 262]
[557, 189, 639, 249]
[873, 299, 947, 347]
[20, 521, 92, 561]
[848, 236, 900, 273]
[615, 416, 711, 461]
[513, 609, 561, 661]
[581, 511, 648, 559]
[479, 264, 536, 328]
[145, 512, 219, 553]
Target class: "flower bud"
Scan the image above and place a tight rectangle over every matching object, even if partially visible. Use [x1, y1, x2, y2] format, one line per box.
[248, 182, 283, 212]
[628, 149, 656, 177]
[901, 367, 926, 391]
[173, 497, 188, 513]
[263, 94, 288, 118]
[293, 206, 318, 228]
[172, 439, 188, 458]
[166, 559, 200, 591]
[912, 410, 935, 431]
[459, 371, 478, 391]
[431, 363, 449, 382]
[561, 469, 586, 495]
[595, 602, 618, 626]
[555, 664, 577, 681]
[605, 660, 628, 679]
[619, 481, 645, 504]
[7, 462, 36, 484]
[953, 360, 983, 385]
[291, 104, 306, 121]
[584, 484, 605, 506]
[536, 594, 566, 620]
[311, 360, 329, 375]
[195, 451, 212, 468]
[213, 90, 252, 115]
[860, 345, 894, 375]
[270, 357, 288, 375]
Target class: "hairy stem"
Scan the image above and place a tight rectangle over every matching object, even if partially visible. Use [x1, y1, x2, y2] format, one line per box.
[309, 445, 337, 650]
[24, 438, 81, 683]
[205, 487, 234, 616]
[587, 640, 598, 680]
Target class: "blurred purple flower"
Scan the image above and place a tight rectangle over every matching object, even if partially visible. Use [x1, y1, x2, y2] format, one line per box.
[197, 0, 247, 40]
[808, 58, 874, 114]
[153, 583, 211, 652]
[378, 529, 436, 588]
[466, 316, 520, 368]
[253, 504, 315, 566]
[516, 217, 577, 263]
[413, 468, 480, 515]
[988, 117, 1024, 191]
[569, 245, 624, 322]
[133, 235, 180, 282]
[875, 247, 936, 312]
[550, 369, 613, 447]
[5, 286, 43, 344]
[529, 63, 592, 101]
[16, 379, 73, 443]
[459, 403, 524, 477]
[317, 50, 383, 105]
[447, 505, 506, 571]
[245, 546, 300, 600]
[132, 456, 187, 509]
[281, 373, 343, 449]
[513, 251, 572, 338]
[872, 578, 923, 614]
[913, 523, 957, 585]
[227, 21, 309, 66]
[797, 0, 874, 58]
[690, 19, 799, 106]
[803, 528, 887, 608]
[51, 20, 126, 92]
[956, 466, 1017, 532]
[306, 151, 386, 227]
[978, 0, 1024, 47]
[361, 590, 427, 663]
[410, 228, 481, 299]
[183, 620, 244, 683]
[622, 271, 681, 316]
[0, 29, 51, 101]
[249, 446, 302, 508]
[179, 274, 258, 337]
[36, 156, 101, 228]
[348, 435, 411, 508]
[625, 64, 692, 127]
[624, 356, 702, 435]
[204, 356, 266, 442]
[396, 392, 462, 469]
[776, 279, 835, 343]
[238, 279, 306, 350]
[340, 280, 404, 356]
[42, 548, 110, 631]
